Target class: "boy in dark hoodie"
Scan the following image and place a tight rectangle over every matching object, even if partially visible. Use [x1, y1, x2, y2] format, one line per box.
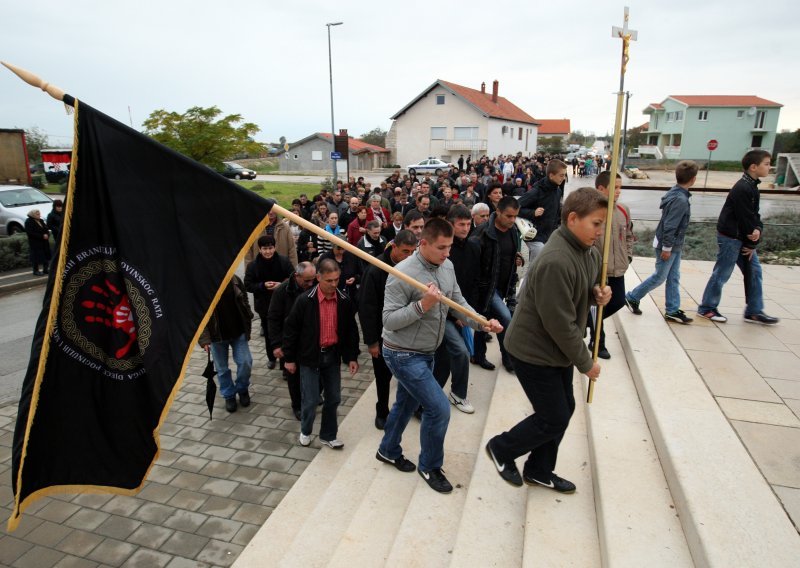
[624, 160, 697, 324]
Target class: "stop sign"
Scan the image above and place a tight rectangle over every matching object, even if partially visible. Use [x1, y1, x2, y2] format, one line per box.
[707, 139, 719, 151]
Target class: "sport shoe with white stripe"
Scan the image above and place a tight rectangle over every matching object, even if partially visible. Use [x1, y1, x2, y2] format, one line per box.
[448, 392, 475, 414]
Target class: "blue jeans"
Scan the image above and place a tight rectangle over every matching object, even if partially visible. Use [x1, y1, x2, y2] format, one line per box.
[299, 364, 341, 441]
[379, 347, 450, 472]
[433, 320, 470, 398]
[474, 290, 512, 364]
[698, 234, 763, 316]
[209, 334, 252, 400]
[627, 249, 683, 314]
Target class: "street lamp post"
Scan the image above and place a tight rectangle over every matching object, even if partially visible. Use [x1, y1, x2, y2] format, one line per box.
[326, 22, 343, 185]
[621, 91, 632, 169]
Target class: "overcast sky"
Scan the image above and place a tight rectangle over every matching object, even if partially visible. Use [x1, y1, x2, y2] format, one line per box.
[2, 0, 797, 148]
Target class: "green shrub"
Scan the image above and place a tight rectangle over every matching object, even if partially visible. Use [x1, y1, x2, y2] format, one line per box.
[30, 174, 46, 189]
[0, 234, 31, 271]
[632, 212, 800, 264]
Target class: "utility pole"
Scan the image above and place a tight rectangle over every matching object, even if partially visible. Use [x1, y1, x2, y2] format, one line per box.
[326, 22, 343, 185]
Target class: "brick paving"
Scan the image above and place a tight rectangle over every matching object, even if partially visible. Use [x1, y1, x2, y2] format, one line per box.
[0, 319, 374, 567]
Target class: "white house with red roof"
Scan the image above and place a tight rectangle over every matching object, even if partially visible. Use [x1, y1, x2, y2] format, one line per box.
[640, 95, 782, 161]
[280, 133, 389, 173]
[388, 79, 540, 168]
[536, 119, 571, 142]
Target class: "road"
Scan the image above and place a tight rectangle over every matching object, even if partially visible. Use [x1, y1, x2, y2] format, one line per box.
[0, 287, 43, 405]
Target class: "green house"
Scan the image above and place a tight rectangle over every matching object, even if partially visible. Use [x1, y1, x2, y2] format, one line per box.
[640, 96, 782, 162]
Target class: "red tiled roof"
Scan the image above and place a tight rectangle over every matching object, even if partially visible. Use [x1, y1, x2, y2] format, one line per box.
[438, 80, 537, 124]
[536, 119, 570, 135]
[648, 103, 663, 109]
[668, 95, 782, 107]
[317, 133, 389, 153]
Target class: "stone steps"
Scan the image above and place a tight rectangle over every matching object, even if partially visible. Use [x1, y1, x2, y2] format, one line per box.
[235, 318, 708, 567]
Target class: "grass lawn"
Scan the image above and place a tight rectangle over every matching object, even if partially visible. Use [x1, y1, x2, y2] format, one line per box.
[235, 180, 321, 208]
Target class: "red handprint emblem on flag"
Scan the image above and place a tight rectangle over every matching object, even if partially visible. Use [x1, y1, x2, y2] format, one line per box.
[81, 279, 138, 359]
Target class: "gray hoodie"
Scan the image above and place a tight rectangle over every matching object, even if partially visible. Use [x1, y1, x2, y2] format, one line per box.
[654, 184, 691, 252]
[382, 250, 482, 354]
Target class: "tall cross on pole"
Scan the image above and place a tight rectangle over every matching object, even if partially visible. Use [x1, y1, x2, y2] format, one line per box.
[587, 7, 637, 404]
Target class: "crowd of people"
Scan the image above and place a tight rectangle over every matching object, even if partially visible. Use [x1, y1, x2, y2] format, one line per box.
[201, 148, 779, 495]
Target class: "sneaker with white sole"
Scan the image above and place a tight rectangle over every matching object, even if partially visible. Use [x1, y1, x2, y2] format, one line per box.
[524, 472, 576, 493]
[744, 312, 779, 325]
[376, 450, 416, 472]
[320, 438, 344, 450]
[448, 392, 475, 414]
[299, 432, 311, 447]
[664, 309, 693, 324]
[485, 440, 522, 487]
[697, 309, 727, 323]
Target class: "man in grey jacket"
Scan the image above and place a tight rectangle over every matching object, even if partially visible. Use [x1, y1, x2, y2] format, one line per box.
[376, 218, 502, 494]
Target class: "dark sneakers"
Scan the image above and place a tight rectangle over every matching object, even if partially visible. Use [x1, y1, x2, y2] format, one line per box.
[625, 295, 642, 315]
[225, 398, 237, 413]
[664, 309, 693, 324]
[418, 467, 453, 494]
[470, 357, 496, 371]
[238, 391, 250, 407]
[376, 450, 416, 472]
[524, 472, 576, 494]
[485, 441, 522, 487]
[744, 312, 779, 325]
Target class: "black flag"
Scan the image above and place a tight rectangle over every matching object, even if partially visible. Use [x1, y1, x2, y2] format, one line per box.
[9, 98, 273, 530]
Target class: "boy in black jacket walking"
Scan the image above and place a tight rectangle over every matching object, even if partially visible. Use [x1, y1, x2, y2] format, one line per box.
[697, 150, 778, 325]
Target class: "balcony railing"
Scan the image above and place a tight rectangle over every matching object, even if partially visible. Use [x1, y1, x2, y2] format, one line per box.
[664, 146, 681, 158]
[443, 139, 488, 151]
[637, 145, 663, 159]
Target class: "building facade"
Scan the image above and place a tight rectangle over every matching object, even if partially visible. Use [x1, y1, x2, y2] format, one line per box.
[389, 79, 539, 168]
[640, 96, 782, 161]
[280, 133, 389, 173]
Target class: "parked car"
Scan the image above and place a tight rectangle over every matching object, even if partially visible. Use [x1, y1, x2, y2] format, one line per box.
[221, 162, 257, 180]
[406, 158, 452, 176]
[0, 185, 54, 236]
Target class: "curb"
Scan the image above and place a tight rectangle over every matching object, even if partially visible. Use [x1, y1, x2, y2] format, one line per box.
[0, 276, 47, 297]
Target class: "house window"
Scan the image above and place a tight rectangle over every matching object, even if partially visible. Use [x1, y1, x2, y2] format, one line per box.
[666, 112, 674, 122]
[676, 111, 684, 121]
[754, 110, 766, 129]
[436, 95, 445, 105]
[652, 115, 659, 129]
[311, 151, 322, 161]
[698, 110, 708, 121]
[672, 134, 682, 146]
[454, 126, 479, 139]
[293, 154, 299, 160]
[430, 127, 446, 140]
[737, 110, 745, 119]
[518, 128, 523, 140]
[752, 135, 763, 148]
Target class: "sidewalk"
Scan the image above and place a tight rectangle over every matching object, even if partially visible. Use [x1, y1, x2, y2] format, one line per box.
[627, 256, 800, 528]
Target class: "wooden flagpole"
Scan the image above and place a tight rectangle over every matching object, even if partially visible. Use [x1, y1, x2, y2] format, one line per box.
[1, 60, 490, 327]
[588, 7, 637, 403]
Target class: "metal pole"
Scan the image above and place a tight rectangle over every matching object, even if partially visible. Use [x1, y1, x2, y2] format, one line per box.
[704, 150, 711, 188]
[621, 91, 631, 169]
[326, 22, 342, 185]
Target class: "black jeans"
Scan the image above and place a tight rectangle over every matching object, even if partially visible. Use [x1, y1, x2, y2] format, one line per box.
[373, 340, 393, 419]
[587, 275, 626, 348]
[490, 357, 575, 479]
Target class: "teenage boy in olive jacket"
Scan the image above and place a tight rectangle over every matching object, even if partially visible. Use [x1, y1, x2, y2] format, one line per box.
[485, 188, 611, 493]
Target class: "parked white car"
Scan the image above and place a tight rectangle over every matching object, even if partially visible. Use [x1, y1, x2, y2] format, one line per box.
[406, 158, 452, 176]
[0, 185, 54, 236]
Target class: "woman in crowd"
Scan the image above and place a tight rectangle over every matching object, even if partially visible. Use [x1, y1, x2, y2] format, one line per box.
[24, 209, 51, 276]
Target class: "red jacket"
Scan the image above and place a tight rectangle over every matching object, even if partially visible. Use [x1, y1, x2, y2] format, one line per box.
[347, 218, 366, 245]
[366, 206, 391, 227]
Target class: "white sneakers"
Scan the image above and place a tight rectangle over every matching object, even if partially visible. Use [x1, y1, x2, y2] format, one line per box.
[448, 392, 475, 414]
[320, 438, 344, 450]
[299, 432, 311, 447]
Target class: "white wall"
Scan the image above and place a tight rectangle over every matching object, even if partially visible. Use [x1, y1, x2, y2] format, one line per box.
[487, 118, 538, 156]
[394, 86, 487, 167]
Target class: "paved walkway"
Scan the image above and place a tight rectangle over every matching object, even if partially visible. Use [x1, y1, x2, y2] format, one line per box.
[627, 256, 800, 530]
[0, 318, 375, 568]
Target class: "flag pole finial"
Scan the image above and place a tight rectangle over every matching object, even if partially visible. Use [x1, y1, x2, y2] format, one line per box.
[2, 61, 65, 102]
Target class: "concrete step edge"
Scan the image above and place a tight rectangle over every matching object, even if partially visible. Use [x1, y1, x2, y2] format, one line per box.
[582, 317, 693, 567]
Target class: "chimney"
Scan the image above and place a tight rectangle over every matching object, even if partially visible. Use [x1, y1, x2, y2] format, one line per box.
[481, 82, 486, 93]
[492, 80, 499, 103]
